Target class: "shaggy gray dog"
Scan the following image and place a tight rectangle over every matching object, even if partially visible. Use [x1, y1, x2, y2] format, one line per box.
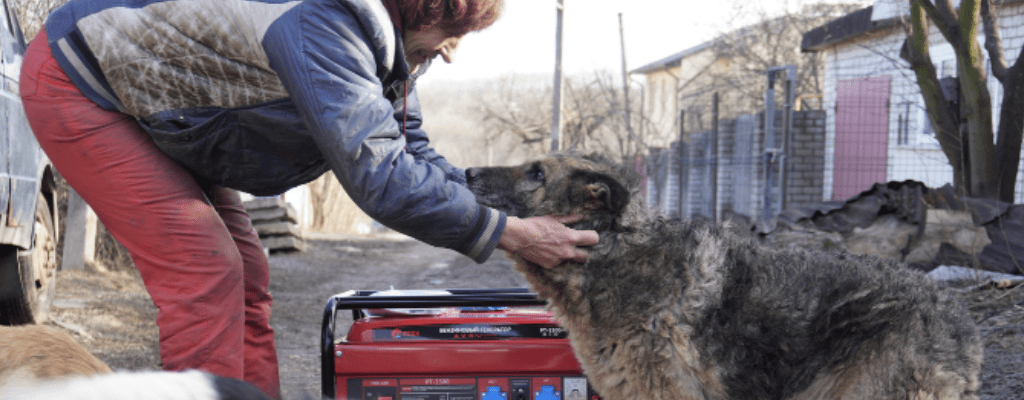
[466, 153, 982, 400]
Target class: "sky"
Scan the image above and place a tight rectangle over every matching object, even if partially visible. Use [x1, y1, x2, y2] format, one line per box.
[418, 0, 728, 84]
[417, 0, 872, 85]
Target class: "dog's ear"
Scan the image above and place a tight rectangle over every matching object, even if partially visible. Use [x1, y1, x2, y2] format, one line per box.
[570, 171, 630, 215]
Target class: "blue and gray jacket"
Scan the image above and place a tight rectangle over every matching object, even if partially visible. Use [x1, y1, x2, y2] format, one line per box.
[43, 0, 505, 262]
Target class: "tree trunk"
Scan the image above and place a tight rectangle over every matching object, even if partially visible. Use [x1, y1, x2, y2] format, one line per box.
[954, 0, 999, 199]
[905, 0, 1002, 199]
[995, 63, 1024, 203]
[983, 0, 1024, 203]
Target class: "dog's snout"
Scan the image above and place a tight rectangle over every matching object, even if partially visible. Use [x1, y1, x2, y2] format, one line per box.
[465, 167, 482, 182]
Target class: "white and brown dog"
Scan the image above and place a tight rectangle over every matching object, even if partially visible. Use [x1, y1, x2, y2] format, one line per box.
[0, 325, 272, 400]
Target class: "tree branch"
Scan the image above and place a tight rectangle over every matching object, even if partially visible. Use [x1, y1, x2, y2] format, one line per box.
[901, 1, 964, 174]
[981, 0, 1009, 81]
[915, 0, 967, 50]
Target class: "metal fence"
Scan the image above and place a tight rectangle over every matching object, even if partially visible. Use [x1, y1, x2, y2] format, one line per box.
[645, 110, 826, 225]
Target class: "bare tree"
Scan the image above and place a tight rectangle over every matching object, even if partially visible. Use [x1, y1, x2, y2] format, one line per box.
[900, 0, 1024, 201]
[475, 74, 552, 161]
[10, 0, 64, 40]
[304, 171, 374, 234]
[476, 71, 648, 163]
[681, 3, 863, 133]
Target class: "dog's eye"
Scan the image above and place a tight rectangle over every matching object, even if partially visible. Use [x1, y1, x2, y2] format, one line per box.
[530, 169, 545, 182]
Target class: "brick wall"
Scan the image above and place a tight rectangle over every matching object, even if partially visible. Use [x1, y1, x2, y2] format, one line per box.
[786, 110, 828, 206]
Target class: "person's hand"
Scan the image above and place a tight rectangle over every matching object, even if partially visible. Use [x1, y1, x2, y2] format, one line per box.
[497, 215, 600, 269]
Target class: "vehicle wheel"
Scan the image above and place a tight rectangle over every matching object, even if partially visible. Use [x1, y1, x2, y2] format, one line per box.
[0, 193, 57, 325]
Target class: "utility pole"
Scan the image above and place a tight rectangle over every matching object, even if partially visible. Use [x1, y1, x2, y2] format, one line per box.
[551, 0, 565, 152]
[678, 109, 685, 218]
[781, 65, 795, 212]
[764, 70, 778, 224]
[711, 92, 719, 224]
[763, 65, 796, 224]
[618, 13, 634, 155]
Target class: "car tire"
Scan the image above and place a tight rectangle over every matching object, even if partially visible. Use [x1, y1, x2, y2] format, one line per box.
[0, 193, 57, 325]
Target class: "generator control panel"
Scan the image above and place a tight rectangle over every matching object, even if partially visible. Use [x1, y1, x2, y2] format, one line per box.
[344, 376, 598, 400]
[321, 289, 604, 400]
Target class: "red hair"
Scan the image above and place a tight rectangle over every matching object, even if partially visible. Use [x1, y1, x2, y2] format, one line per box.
[397, 0, 504, 36]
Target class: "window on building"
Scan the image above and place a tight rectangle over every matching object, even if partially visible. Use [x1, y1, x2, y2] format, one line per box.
[659, 80, 667, 114]
[939, 59, 956, 78]
[920, 43, 956, 142]
[897, 102, 912, 145]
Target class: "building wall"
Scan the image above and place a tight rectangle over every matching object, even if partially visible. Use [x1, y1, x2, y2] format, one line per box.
[639, 47, 719, 148]
[676, 57, 737, 133]
[643, 69, 681, 147]
[821, 1, 1024, 202]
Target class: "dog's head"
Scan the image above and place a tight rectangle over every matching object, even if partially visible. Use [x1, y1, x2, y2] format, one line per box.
[466, 153, 634, 231]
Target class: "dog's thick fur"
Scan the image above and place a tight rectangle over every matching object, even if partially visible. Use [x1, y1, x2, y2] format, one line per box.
[467, 153, 982, 400]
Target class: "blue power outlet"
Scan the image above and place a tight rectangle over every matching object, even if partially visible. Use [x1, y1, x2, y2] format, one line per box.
[535, 385, 561, 400]
[482, 386, 507, 400]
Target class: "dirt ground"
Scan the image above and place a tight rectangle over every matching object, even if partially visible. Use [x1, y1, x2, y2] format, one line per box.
[44, 234, 1024, 400]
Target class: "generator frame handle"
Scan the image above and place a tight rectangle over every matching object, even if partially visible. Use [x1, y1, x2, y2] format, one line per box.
[320, 288, 547, 399]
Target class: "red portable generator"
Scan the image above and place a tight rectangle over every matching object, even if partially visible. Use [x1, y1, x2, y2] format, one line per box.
[320, 288, 603, 400]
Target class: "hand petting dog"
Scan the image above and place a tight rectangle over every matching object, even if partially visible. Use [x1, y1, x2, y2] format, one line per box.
[498, 214, 598, 269]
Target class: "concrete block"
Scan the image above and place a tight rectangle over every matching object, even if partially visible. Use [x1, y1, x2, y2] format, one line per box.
[61, 189, 97, 271]
[254, 221, 301, 237]
[248, 205, 298, 224]
[259, 235, 306, 252]
[242, 197, 287, 211]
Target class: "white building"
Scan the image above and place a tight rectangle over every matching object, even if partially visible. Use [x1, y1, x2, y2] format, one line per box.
[802, 0, 1024, 201]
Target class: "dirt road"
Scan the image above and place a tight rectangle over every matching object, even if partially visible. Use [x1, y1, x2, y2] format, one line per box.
[46, 235, 1024, 399]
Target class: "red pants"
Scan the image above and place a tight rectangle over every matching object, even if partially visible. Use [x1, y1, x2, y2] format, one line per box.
[21, 30, 280, 398]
